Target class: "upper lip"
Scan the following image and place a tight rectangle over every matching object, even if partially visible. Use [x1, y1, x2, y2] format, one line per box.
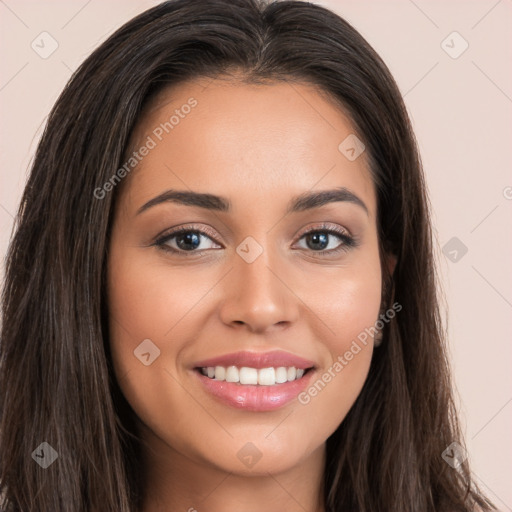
[193, 350, 316, 370]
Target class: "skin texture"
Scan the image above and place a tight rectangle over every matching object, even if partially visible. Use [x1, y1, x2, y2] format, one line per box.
[107, 77, 395, 512]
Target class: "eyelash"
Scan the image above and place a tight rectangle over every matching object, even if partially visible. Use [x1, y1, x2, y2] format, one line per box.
[153, 223, 359, 257]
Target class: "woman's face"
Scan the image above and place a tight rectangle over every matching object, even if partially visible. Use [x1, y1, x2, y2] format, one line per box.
[107, 77, 389, 477]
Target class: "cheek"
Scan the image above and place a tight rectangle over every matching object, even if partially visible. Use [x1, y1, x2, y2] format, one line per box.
[301, 241, 383, 351]
[106, 244, 177, 387]
[319, 269, 382, 341]
[107, 250, 209, 348]
[292, 250, 382, 437]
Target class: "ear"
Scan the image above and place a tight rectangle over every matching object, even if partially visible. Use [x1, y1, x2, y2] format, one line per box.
[385, 252, 397, 277]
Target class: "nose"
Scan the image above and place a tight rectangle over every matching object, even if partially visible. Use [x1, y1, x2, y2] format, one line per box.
[219, 246, 299, 334]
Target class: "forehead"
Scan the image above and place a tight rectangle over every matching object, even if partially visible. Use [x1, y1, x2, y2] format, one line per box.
[123, 77, 376, 217]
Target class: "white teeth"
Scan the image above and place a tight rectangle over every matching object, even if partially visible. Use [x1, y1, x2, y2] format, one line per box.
[239, 367, 258, 385]
[225, 365, 239, 383]
[214, 365, 225, 381]
[275, 367, 288, 383]
[258, 367, 275, 386]
[200, 365, 309, 385]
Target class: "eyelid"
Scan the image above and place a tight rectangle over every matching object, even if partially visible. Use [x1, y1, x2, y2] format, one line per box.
[295, 222, 352, 239]
[154, 223, 221, 244]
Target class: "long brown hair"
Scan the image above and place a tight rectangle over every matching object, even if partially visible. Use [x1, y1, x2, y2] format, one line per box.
[0, 0, 496, 510]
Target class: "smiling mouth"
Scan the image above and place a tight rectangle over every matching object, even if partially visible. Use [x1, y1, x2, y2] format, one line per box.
[195, 365, 314, 386]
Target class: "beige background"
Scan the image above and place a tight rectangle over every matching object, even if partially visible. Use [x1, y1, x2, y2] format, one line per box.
[1, 0, 511, 508]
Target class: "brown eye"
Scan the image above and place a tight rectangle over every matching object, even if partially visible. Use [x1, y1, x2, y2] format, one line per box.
[155, 226, 222, 255]
[295, 224, 359, 255]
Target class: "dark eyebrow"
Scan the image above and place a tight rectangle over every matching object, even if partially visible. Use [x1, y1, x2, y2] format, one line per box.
[137, 190, 230, 214]
[137, 186, 368, 216]
[287, 187, 368, 215]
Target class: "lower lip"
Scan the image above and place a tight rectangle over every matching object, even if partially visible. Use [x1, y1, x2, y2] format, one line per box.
[194, 369, 316, 412]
